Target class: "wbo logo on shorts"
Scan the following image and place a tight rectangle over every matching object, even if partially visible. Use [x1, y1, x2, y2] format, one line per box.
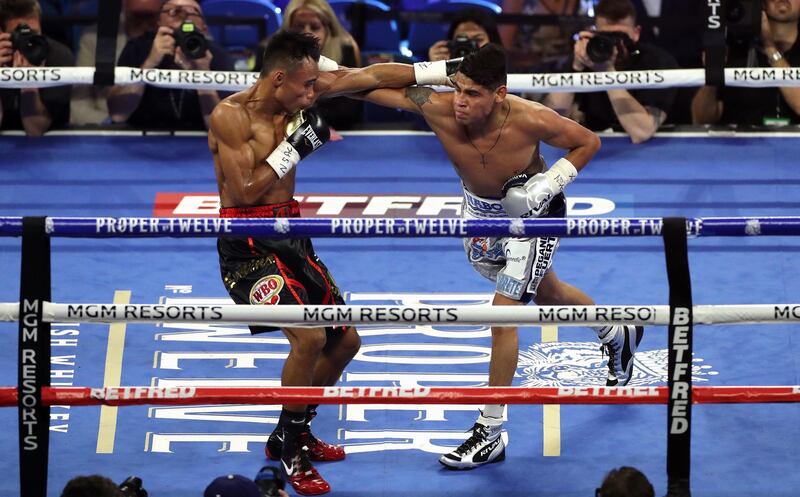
[249, 275, 284, 305]
[464, 193, 505, 216]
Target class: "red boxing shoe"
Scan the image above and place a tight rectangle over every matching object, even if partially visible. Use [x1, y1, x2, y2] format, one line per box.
[304, 432, 346, 461]
[282, 453, 331, 496]
[266, 431, 345, 462]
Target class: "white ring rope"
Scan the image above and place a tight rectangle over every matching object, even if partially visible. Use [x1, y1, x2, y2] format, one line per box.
[0, 67, 797, 92]
[1, 302, 798, 326]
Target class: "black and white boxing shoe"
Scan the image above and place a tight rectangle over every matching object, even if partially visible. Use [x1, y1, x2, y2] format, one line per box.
[601, 325, 645, 386]
[439, 422, 505, 470]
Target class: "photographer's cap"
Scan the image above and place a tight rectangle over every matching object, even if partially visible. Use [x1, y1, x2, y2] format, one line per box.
[204, 474, 260, 497]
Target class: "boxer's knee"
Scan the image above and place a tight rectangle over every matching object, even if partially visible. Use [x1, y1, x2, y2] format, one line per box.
[339, 327, 361, 360]
[292, 328, 328, 357]
[533, 273, 566, 305]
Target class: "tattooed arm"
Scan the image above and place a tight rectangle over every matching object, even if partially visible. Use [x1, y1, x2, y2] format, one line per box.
[353, 86, 451, 117]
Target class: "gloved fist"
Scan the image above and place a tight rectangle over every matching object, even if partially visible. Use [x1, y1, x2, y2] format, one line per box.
[500, 158, 578, 218]
[501, 173, 556, 218]
[266, 108, 330, 178]
[413, 58, 462, 86]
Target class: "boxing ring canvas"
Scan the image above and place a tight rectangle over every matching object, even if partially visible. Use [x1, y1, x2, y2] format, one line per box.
[0, 132, 799, 496]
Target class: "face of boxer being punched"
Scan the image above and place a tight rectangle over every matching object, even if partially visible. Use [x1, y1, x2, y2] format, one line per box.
[451, 71, 507, 126]
[271, 56, 319, 114]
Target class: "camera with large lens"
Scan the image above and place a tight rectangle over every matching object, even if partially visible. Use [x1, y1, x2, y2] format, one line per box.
[254, 466, 285, 497]
[585, 31, 633, 64]
[447, 35, 479, 58]
[725, 0, 761, 48]
[10, 23, 49, 66]
[173, 21, 208, 60]
[118, 476, 148, 497]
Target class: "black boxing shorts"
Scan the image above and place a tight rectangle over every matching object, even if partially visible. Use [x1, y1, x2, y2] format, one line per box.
[217, 200, 347, 334]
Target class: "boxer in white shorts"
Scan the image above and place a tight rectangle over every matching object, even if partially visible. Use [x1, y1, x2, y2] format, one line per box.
[357, 43, 645, 470]
[463, 186, 566, 303]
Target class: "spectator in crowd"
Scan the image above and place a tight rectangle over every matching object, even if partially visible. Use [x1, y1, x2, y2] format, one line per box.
[205, 472, 290, 497]
[692, 0, 800, 127]
[544, 0, 678, 143]
[107, 0, 234, 130]
[71, 0, 161, 125]
[499, 0, 585, 72]
[60, 475, 123, 497]
[284, 0, 361, 68]
[596, 466, 655, 497]
[256, 0, 363, 130]
[0, 0, 74, 136]
[428, 8, 501, 62]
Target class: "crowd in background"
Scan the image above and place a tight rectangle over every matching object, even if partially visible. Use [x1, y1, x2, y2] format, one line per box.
[0, 0, 797, 140]
[57, 465, 655, 496]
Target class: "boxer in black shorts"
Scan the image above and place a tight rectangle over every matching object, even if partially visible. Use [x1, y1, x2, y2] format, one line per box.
[218, 201, 346, 334]
[207, 31, 423, 495]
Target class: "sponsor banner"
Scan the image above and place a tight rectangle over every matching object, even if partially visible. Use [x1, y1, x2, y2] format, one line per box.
[557, 386, 660, 397]
[64, 304, 224, 321]
[154, 193, 616, 218]
[774, 305, 800, 319]
[117, 67, 258, 91]
[0, 67, 89, 89]
[511, 68, 706, 93]
[565, 218, 703, 237]
[323, 386, 432, 398]
[727, 67, 800, 87]
[90, 387, 197, 401]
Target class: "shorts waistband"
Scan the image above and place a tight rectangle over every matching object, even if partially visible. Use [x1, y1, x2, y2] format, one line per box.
[219, 200, 301, 218]
[462, 187, 507, 218]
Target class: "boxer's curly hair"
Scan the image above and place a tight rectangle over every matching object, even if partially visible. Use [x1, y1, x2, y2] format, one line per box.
[261, 30, 321, 77]
[457, 43, 507, 90]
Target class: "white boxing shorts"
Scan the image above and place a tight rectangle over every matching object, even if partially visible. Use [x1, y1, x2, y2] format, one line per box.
[462, 186, 566, 303]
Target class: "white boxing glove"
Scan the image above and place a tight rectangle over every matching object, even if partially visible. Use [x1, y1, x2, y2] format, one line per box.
[500, 158, 578, 218]
[413, 58, 463, 86]
[318, 55, 339, 72]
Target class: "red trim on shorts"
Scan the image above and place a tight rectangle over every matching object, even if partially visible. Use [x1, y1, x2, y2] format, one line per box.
[305, 255, 334, 305]
[247, 237, 258, 257]
[219, 200, 301, 218]
[273, 255, 305, 304]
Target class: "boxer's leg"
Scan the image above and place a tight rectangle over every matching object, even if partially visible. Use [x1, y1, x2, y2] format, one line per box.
[535, 271, 644, 386]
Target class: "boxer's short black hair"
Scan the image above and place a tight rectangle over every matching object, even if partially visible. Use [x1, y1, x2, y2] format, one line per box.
[458, 43, 507, 90]
[261, 30, 321, 76]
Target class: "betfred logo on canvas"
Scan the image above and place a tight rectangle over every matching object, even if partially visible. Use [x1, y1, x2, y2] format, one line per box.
[153, 193, 615, 218]
[249, 275, 284, 305]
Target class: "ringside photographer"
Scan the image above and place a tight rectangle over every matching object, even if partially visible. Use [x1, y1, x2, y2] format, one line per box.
[692, 0, 800, 126]
[544, 0, 678, 144]
[107, 0, 233, 130]
[427, 9, 501, 62]
[60, 474, 148, 497]
[0, 0, 74, 136]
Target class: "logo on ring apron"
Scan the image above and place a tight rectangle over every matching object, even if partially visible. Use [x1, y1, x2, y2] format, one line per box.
[249, 275, 284, 305]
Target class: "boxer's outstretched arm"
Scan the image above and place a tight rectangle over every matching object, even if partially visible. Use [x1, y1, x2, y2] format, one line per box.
[353, 87, 452, 119]
[529, 103, 600, 171]
[317, 63, 415, 98]
[208, 102, 277, 206]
